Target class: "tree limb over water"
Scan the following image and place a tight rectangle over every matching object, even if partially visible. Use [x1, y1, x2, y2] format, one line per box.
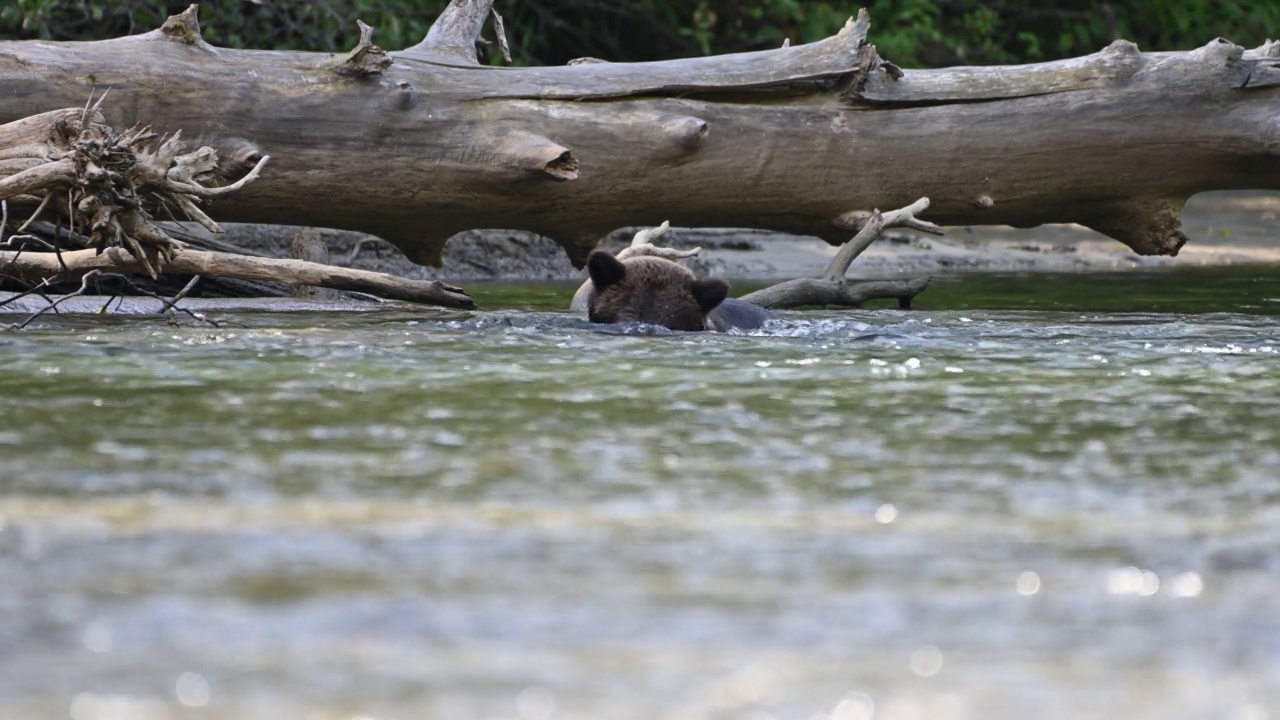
[739, 198, 938, 310]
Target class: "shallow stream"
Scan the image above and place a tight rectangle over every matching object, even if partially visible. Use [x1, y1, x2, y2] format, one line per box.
[2, 268, 1279, 720]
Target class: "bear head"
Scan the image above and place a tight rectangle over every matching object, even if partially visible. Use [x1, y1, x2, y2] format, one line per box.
[585, 250, 729, 331]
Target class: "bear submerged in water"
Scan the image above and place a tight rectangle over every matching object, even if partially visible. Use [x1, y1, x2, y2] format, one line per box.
[585, 250, 771, 332]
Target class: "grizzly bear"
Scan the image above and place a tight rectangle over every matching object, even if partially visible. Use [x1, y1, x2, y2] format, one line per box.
[584, 250, 772, 332]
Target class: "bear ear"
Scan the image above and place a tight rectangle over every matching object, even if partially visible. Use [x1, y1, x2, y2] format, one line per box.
[690, 278, 729, 313]
[587, 250, 626, 290]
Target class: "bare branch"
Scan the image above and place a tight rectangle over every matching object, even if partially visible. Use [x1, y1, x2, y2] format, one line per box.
[405, 0, 496, 65]
[740, 277, 931, 310]
[825, 197, 939, 281]
[10, 269, 99, 329]
[16, 192, 53, 233]
[0, 158, 76, 200]
[491, 9, 511, 64]
[158, 154, 271, 197]
[629, 221, 672, 248]
[329, 19, 393, 77]
[823, 211, 885, 283]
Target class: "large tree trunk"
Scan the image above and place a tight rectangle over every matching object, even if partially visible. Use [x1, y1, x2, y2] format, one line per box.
[3, 2, 1278, 267]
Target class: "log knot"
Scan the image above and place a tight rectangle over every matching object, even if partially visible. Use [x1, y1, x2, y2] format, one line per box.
[1249, 39, 1280, 59]
[1101, 39, 1141, 57]
[663, 116, 709, 152]
[1191, 37, 1244, 65]
[490, 130, 580, 181]
[331, 20, 393, 78]
[544, 151, 580, 181]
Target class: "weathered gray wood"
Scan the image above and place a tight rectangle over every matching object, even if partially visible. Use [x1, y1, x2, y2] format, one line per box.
[739, 198, 936, 310]
[0, 246, 477, 308]
[289, 228, 335, 299]
[3, 1, 1279, 267]
[739, 277, 931, 310]
[404, 0, 494, 65]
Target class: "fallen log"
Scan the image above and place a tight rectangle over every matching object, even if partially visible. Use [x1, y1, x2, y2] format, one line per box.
[3, 2, 1277, 267]
[0, 247, 476, 309]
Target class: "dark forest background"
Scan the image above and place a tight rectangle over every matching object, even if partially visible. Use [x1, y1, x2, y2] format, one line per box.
[3, 1, 1277, 67]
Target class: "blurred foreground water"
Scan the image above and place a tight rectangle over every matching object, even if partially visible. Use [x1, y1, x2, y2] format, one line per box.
[1, 268, 1279, 720]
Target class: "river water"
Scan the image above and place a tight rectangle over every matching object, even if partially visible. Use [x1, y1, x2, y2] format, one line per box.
[1, 268, 1279, 720]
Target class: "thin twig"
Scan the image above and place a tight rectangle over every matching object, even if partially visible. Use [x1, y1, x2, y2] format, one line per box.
[15, 192, 52, 233]
[491, 9, 512, 63]
[10, 269, 100, 330]
[0, 277, 54, 310]
[1, 233, 55, 273]
[158, 274, 201, 314]
[1, 234, 56, 251]
[129, 274, 219, 327]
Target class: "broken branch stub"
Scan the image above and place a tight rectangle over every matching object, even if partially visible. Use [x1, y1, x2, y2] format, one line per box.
[328, 20, 392, 78]
[405, 0, 496, 65]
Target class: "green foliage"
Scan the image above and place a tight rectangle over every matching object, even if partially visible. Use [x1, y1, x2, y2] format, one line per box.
[3, 0, 1280, 68]
[0, 1, 442, 54]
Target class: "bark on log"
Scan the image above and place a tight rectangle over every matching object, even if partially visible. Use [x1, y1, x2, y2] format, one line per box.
[3, 2, 1279, 266]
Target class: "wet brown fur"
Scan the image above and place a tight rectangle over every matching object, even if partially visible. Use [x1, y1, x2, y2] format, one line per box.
[586, 251, 728, 331]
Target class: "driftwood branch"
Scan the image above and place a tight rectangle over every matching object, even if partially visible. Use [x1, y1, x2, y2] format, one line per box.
[0, 247, 476, 309]
[739, 198, 936, 310]
[823, 197, 940, 282]
[740, 276, 931, 311]
[9, 269, 100, 330]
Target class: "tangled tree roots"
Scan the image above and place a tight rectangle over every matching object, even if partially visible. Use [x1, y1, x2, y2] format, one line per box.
[0, 101, 477, 318]
[0, 97, 269, 278]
